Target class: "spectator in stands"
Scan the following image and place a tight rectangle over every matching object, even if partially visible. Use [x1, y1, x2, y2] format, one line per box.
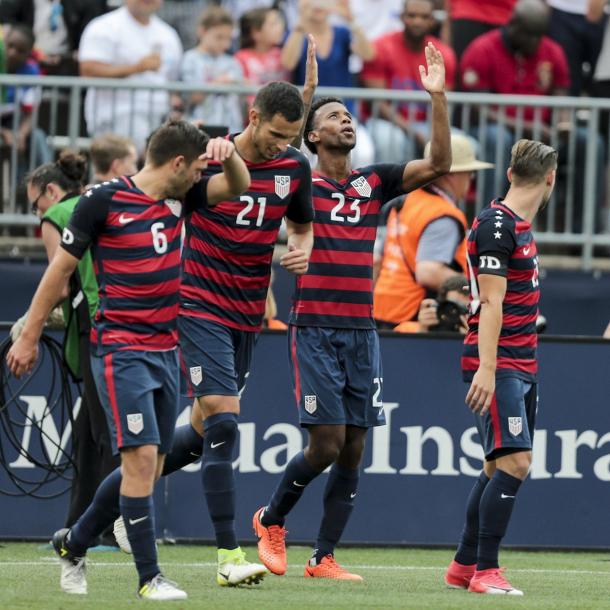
[1, 24, 52, 172]
[442, 0, 517, 60]
[460, 0, 605, 230]
[221, 0, 300, 30]
[0, 0, 105, 75]
[362, 0, 457, 163]
[547, 0, 607, 96]
[18, 151, 119, 537]
[78, 0, 183, 153]
[395, 274, 470, 333]
[90, 134, 138, 183]
[282, 0, 376, 165]
[158, 0, 213, 50]
[235, 7, 290, 94]
[373, 134, 492, 328]
[181, 7, 244, 132]
[350, 0, 404, 40]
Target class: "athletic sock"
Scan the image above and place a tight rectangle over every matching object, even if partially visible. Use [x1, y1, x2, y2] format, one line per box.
[161, 424, 203, 476]
[313, 464, 359, 563]
[454, 471, 490, 566]
[201, 413, 238, 550]
[477, 469, 523, 571]
[261, 451, 321, 527]
[67, 467, 122, 555]
[120, 494, 159, 588]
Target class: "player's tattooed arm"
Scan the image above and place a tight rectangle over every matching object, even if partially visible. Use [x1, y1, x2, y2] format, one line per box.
[7, 248, 79, 378]
[206, 137, 251, 206]
[399, 43, 451, 193]
[292, 34, 318, 150]
[281, 219, 313, 275]
[466, 273, 506, 415]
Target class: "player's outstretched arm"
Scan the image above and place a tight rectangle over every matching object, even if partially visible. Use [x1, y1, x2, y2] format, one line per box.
[281, 219, 314, 275]
[292, 34, 318, 150]
[466, 273, 506, 414]
[400, 42, 451, 193]
[7, 248, 79, 378]
[206, 137, 251, 206]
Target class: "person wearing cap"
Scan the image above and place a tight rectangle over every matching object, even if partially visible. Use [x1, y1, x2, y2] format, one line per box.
[373, 133, 493, 328]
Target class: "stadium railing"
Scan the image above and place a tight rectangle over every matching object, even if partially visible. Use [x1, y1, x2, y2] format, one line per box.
[0, 74, 609, 269]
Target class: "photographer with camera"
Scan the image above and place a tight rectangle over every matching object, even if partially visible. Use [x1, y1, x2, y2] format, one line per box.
[395, 275, 470, 333]
[374, 134, 492, 329]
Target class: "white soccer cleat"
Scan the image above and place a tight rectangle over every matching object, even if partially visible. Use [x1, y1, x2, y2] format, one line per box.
[217, 548, 268, 587]
[52, 528, 87, 595]
[138, 574, 188, 600]
[113, 516, 132, 554]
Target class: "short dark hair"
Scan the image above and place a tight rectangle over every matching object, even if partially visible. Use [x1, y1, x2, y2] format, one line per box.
[146, 121, 210, 167]
[509, 139, 558, 185]
[27, 150, 88, 195]
[199, 6, 233, 29]
[90, 134, 134, 174]
[7, 23, 35, 50]
[303, 96, 345, 154]
[439, 275, 469, 301]
[253, 82, 304, 123]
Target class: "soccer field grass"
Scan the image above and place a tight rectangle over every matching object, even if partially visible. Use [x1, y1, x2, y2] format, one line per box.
[1, 543, 609, 609]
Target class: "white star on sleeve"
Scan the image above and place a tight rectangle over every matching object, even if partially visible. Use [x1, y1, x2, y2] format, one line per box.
[494, 231, 502, 239]
[494, 221, 502, 228]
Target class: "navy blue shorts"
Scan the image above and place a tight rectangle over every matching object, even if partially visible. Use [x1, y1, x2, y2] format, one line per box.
[178, 315, 257, 398]
[473, 376, 538, 460]
[90, 349, 179, 455]
[288, 325, 386, 428]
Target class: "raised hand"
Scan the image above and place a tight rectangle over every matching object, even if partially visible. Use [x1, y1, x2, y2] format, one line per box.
[304, 34, 318, 93]
[419, 42, 445, 95]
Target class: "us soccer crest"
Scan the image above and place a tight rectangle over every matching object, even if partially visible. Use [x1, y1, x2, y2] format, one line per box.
[351, 175, 372, 198]
[164, 198, 182, 217]
[275, 175, 290, 199]
[127, 413, 144, 435]
[304, 395, 317, 414]
[508, 417, 522, 437]
[190, 366, 203, 386]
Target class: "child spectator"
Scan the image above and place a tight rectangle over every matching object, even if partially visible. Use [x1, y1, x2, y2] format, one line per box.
[90, 134, 138, 183]
[235, 7, 290, 92]
[1, 24, 52, 170]
[181, 7, 244, 132]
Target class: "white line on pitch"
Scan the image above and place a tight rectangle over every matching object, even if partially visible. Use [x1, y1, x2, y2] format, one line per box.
[0, 560, 608, 576]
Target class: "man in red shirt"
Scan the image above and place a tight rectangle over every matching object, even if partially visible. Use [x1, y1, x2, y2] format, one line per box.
[444, 0, 517, 59]
[461, 0, 604, 231]
[362, 0, 456, 163]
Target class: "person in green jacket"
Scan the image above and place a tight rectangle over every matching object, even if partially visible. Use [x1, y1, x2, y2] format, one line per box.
[22, 150, 120, 532]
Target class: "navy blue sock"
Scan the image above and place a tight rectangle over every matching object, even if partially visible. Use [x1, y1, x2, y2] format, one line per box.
[314, 465, 359, 562]
[67, 467, 122, 555]
[454, 472, 489, 566]
[477, 469, 523, 571]
[201, 413, 238, 550]
[262, 451, 321, 527]
[162, 424, 203, 476]
[120, 494, 159, 587]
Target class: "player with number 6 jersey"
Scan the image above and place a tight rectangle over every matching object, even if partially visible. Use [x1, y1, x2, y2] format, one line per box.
[252, 42, 452, 581]
[6, 120, 251, 601]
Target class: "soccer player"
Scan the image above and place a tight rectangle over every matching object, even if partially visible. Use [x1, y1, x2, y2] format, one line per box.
[7, 121, 250, 600]
[134, 80, 315, 587]
[444, 139, 557, 596]
[252, 42, 451, 580]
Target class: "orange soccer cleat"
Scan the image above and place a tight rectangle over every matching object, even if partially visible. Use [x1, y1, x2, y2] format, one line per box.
[252, 507, 288, 576]
[468, 567, 523, 595]
[304, 555, 363, 581]
[444, 559, 476, 589]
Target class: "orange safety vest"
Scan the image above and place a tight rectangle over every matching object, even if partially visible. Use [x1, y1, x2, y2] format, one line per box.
[373, 187, 468, 324]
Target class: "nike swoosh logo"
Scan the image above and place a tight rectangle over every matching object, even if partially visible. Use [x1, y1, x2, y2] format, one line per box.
[210, 441, 226, 449]
[312, 178, 324, 182]
[523, 247, 531, 255]
[129, 516, 148, 525]
[501, 493, 515, 499]
[119, 214, 134, 224]
[350, 492, 357, 498]
[189, 451, 201, 457]
[293, 481, 306, 487]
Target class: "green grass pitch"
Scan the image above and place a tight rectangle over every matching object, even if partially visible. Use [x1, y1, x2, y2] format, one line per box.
[1, 543, 609, 609]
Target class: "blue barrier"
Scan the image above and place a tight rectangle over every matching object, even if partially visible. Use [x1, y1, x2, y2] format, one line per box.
[1, 329, 609, 548]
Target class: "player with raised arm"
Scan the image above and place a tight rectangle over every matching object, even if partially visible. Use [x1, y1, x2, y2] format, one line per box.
[444, 140, 557, 596]
[252, 42, 451, 580]
[7, 121, 250, 601]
